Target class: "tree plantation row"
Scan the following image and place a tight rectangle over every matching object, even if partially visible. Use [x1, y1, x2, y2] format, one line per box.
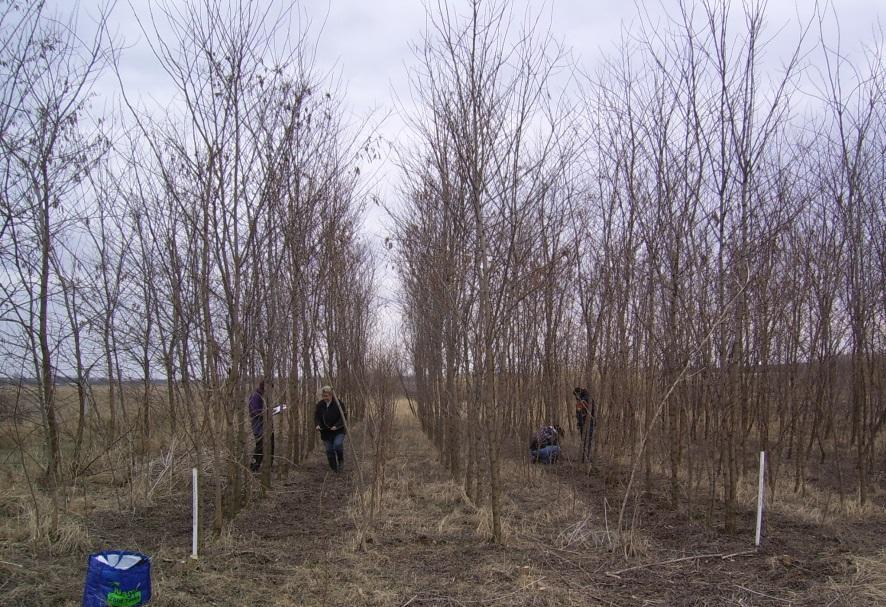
[0, 0, 378, 539]
[0, 0, 883, 552]
[394, 1, 884, 544]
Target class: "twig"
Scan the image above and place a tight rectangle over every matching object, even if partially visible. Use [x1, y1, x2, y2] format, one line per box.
[735, 584, 792, 604]
[517, 533, 596, 581]
[74, 425, 136, 478]
[574, 586, 623, 607]
[400, 594, 419, 606]
[0, 559, 24, 568]
[455, 576, 547, 605]
[606, 550, 756, 577]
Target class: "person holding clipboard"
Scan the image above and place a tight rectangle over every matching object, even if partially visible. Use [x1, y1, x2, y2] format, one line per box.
[248, 379, 273, 472]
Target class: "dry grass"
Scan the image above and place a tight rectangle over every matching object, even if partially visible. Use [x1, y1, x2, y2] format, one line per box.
[1, 392, 883, 606]
[0, 489, 90, 555]
[854, 550, 886, 603]
[625, 445, 886, 533]
[333, 403, 622, 605]
[729, 458, 886, 530]
[823, 549, 886, 606]
[0, 492, 31, 543]
[554, 514, 613, 550]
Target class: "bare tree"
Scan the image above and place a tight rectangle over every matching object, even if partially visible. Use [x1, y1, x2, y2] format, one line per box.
[398, 0, 569, 543]
[0, 1, 113, 492]
[813, 19, 885, 503]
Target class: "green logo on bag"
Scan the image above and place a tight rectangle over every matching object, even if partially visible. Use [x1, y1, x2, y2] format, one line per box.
[107, 582, 142, 607]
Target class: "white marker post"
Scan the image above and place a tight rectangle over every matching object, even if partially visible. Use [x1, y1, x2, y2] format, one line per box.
[191, 467, 199, 559]
[755, 451, 765, 547]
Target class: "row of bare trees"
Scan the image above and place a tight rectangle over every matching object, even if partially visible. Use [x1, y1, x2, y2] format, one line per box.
[395, 0, 575, 543]
[395, 0, 884, 542]
[0, 0, 377, 539]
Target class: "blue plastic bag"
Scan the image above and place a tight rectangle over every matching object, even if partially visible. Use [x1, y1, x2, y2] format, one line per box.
[82, 551, 152, 607]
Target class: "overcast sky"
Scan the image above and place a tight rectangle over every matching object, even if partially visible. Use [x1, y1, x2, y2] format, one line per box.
[101, 0, 884, 185]
[85, 0, 882, 334]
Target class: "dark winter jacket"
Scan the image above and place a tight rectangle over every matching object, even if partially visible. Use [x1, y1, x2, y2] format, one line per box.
[575, 390, 596, 425]
[529, 425, 560, 451]
[314, 398, 347, 441]
[249, 389, 265, 438]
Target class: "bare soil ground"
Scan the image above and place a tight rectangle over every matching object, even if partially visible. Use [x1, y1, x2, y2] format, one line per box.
[1, 405, 884, 606]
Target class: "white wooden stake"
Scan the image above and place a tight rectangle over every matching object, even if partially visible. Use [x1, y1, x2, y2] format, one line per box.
[755, 451, 765, 547]
[191, 467, 199, 559]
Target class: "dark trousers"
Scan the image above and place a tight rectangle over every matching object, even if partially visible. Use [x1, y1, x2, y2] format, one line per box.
[252, 432, 274, 471]
[580, 421, 594, 463]
[323, 433, 346, 471]
[530, 445, 561, 464]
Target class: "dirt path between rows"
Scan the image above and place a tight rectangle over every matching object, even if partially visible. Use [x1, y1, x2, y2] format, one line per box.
[3, 406, 883, 606]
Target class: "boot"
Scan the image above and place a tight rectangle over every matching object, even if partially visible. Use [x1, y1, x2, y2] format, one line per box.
[335, 451, 344, 472]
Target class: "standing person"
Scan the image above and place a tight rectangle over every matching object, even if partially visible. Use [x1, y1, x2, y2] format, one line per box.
[573, 387, 596, 462]
[314, 385, 347, 472]
[249, 379, 273, 472]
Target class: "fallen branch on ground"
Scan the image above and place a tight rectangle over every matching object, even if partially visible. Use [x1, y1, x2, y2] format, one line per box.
[735, 584, 792, 603]
[605, 550, 756, 577]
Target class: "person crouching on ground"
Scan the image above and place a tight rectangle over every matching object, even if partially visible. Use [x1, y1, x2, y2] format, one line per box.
[315, 385, 347, 472]
[530, 424, 561, 464]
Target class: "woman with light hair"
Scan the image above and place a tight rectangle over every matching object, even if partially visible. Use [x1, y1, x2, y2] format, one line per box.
[314, 385, 347, 472]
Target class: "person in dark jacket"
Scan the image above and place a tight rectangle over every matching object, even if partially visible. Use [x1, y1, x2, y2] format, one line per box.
[314, 385, 347, 472]
[249, 379, 273, 472]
